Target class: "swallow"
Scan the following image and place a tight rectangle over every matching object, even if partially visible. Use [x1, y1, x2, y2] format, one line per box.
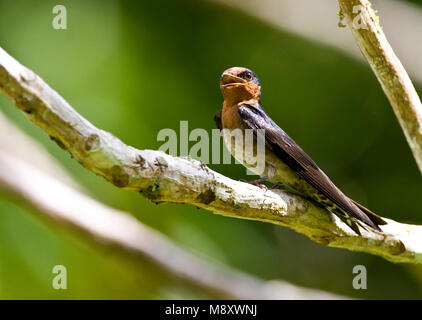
[214, 67, 386, 234]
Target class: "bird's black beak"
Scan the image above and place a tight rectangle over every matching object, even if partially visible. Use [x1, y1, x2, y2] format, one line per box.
[220, 73, 247, 87]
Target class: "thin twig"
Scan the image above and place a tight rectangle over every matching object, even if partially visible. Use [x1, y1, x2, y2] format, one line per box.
[338, 0, 422, 173]
[0, 46, 421, 263]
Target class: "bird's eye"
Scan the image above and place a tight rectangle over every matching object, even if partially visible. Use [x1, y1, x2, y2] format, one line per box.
[244, 71, 252, 80]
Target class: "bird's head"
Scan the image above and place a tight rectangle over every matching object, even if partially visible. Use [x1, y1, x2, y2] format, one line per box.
[220, 67, 261, 104]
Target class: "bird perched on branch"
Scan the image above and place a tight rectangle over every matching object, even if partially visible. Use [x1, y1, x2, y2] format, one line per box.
[214, 66, 386, 234]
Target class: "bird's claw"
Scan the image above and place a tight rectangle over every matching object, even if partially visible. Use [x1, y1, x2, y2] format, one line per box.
[270, 184, 287, 190]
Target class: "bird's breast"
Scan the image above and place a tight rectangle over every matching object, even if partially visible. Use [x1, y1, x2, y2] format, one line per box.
[221, 104, 244, 130]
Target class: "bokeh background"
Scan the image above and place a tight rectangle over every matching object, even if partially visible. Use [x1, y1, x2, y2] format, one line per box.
[0, 0, 422, 299]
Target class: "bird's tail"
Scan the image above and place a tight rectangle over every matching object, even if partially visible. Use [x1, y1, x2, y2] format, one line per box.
[332, 200, 387, 235]
[350, 199, 387, 228]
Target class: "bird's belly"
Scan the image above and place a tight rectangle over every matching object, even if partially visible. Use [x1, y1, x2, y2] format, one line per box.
[264, 152, 329, 203]
[222, 128, 257, 170]
[222, 129, 300, 185]
[263, 149, 303, 186]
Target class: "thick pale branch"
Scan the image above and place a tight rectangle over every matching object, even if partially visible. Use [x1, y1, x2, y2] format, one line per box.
[0, 46, 421, 263]
[338, 0, 422, 173]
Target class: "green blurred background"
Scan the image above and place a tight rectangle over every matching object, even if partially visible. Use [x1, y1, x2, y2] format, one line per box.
[0, 0, 422, 299]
